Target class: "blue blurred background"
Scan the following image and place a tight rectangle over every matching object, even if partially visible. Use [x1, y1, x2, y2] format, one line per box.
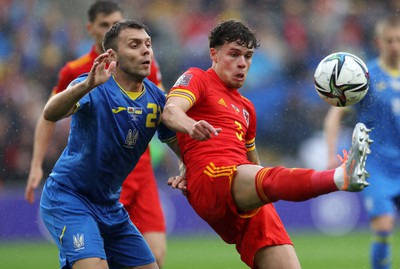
[0, 0, 396, 241]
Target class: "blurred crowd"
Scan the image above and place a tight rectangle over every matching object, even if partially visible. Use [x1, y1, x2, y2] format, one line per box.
[0, 0, 398, 186]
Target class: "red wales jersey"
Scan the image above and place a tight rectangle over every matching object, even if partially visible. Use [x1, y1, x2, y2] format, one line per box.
[169, 68, 256, 176]
[53, 45, 163, 94]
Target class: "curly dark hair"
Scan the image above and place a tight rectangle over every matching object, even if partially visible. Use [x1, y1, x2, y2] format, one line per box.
[103, 19, 149, 51]
[209, 19, 260, 49]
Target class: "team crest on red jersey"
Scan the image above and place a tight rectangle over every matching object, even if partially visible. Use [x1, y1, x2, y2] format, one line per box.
[243, 109, 250, 126]
[173, 74, 193, 87]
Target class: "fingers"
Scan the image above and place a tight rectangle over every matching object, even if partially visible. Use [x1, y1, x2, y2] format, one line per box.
[95, 50, 112, 63]
[191, 120, 221, 141]
[24, 186, 34, 204]
[25, 167, 43, 204]
[87, 51, 114, 87]
[106, 61, 116, 75]
[168, 175, 188, 197]
[168, 175, 183, 188]
[25, 177, 38, 204]
[92, 50, 113, 71]
[167, 176, 175, 186]
[168, 176, 187, 189]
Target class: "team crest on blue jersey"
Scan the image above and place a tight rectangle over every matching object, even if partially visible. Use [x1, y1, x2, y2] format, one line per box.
[124, 129, 139, 148]
[173, 74, 193, 87]
[243, 109, 249, 126]
[127, 107, 143, 114]
[73, 233, 85, 251]
[128, 107, 143, 121]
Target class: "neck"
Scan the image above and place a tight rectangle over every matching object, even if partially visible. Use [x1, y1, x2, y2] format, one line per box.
[113, 72, 144, 92]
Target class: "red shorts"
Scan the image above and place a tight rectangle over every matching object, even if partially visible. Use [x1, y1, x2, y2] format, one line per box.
[187, 162, 292, 268]
[120, 147, 166, 233]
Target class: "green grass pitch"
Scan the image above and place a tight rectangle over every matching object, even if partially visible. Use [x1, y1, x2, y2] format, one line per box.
[0, 230, 399, 269]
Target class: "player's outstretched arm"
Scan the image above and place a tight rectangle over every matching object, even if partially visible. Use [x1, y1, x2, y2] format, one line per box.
[165, 139, 188, 195]
[25, 114, 56, 204]
[44, 50, 116, 122]
[324, 107, 348, 169]
[162, 96, 221, 141]
[247, 148, 261, 166]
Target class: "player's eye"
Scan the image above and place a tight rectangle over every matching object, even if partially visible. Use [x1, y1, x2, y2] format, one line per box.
[99, 22, 111, 28]
[245, 54, 253, 60]
[129, 43, 138, 48]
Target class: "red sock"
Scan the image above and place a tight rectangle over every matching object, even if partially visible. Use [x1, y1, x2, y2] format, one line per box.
[255, 167, 338, 203]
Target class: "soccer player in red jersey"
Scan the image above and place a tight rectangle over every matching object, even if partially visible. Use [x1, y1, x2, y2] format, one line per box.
[24, 1, 166, 267]
[162, 19, 372, 269]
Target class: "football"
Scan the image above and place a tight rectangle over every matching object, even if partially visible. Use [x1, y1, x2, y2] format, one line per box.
[314, 52, 369, 107]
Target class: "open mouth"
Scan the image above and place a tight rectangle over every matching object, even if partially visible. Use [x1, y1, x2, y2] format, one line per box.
[235, 73, 245, 80]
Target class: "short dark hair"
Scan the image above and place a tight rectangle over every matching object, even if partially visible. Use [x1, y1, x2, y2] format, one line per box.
[209, 20, 260, 49]
[103, 19, 149, 51]
[88, 1, 122, 22]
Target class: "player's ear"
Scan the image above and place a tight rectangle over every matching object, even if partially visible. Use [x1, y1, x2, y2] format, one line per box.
[86, 22, 93, 36]
[107, 49, 119, 65]
[210, 48, 218, 63]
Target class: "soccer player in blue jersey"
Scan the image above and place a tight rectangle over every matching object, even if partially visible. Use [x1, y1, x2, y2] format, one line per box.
[40, 19, 178, 269]
[325, 15, 400, 269]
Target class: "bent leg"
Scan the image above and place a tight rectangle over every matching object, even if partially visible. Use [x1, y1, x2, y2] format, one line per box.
[232, 164, 338, 211]
[254, 245, 301, 269]
[255, 166, 337, 203]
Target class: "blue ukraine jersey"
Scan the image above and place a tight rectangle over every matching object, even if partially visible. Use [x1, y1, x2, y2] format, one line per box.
[49, 75, 176, 204]
[356, 58, 400, 175]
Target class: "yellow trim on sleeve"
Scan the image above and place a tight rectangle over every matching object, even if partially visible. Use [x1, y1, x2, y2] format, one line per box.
[160, 136, 177, 144]
[168, 88, 196, 106]
[246, 137, 256, 151]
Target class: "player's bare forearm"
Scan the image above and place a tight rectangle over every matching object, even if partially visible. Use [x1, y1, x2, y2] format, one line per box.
[162, 102, 196, 134]
[165, 139, 188, 195]
[162, 102, 222, 141]
[30, 114, 56, 168]
[44, 50, 116, 122]
[26, 116, 57, 204]
[166, 139, 182, 160]
[247, 148, 261, 165]
[43, 80, 91, 121]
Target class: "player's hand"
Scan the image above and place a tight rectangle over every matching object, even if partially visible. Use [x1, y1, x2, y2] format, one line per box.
[25, 165, 43, 204]
[85, 49, 116, 89]
[189, 120, 222, 141]
[167, 175, 188, 196]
